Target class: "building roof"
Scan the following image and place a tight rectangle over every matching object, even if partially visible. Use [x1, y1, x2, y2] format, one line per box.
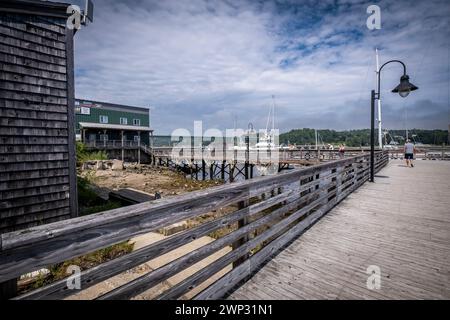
[79, 122, 153, 132]
[0, 0, 71, 19]
[76, 99, 149, 115]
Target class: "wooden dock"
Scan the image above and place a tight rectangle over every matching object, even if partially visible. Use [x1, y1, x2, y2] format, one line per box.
[229, 159, 450, 299]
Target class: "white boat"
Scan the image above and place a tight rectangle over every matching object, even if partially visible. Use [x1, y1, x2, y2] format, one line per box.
[233, 95, 285, 151]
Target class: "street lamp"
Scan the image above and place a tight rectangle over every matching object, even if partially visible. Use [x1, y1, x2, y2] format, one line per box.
[370, 60, 418, 182]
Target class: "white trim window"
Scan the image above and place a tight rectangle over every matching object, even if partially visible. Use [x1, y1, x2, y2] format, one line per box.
[120, 117, 128, 125]
[133, 119, 141, 126]
[99, 115, 108, 124]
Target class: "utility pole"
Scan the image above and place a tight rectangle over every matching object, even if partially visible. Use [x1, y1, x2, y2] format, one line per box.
[376, 48, 383, 149]
[315, 129, 318, 150]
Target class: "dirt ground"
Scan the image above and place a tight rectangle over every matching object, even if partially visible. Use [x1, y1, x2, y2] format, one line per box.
[79, 163, 237, 238]
[80, 164, 223, 197]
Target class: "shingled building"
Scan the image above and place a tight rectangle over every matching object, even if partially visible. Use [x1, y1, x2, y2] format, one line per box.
[0, 0, 79, 233]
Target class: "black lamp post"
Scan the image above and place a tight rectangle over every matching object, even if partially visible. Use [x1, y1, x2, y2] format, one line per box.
[370, 60, 418, 182]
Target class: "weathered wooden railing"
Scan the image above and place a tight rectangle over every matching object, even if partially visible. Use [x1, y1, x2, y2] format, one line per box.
[151, 146, 369, 162]
[0, 151, 389, 300]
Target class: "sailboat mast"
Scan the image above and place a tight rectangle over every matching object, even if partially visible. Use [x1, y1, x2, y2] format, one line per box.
[272, 95, 275, 134]
[265, 102, 271, 134]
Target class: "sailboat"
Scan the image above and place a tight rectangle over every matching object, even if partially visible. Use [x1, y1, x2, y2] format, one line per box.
[231, 95, 287, 157]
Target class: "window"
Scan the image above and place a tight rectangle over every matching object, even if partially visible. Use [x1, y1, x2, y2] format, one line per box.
[134, 135, 140, 142]
[99, 115, 108, 124]
[99, 134, 108, 141]
[120, 117, 128, 125]
[133, 119, 141, 126]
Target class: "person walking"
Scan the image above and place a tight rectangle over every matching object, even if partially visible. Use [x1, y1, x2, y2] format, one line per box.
[338, 144, 345, 158]
[404, 139, 415, 167]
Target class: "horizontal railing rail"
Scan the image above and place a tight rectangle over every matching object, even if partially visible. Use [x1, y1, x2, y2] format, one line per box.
[0, 151, 389, 300]
[151, 147, 367, 162]
[85, 140, 141, 148]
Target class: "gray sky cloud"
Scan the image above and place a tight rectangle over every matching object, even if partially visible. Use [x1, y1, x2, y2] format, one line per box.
[71, 0, 450, 134]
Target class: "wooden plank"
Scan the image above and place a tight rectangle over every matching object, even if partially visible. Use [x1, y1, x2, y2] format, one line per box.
[109, 188, 158, 204]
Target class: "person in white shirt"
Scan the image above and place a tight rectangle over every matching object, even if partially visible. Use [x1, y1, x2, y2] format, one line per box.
[404, 139, 415, 168]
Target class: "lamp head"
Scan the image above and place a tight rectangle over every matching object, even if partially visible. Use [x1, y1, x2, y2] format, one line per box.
[392, 74, 418, 98]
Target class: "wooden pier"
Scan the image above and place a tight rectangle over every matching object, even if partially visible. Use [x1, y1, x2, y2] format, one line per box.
[229, 159, 450, 299]
[0, 151, 388, 300]
[2, 151, 449, 300]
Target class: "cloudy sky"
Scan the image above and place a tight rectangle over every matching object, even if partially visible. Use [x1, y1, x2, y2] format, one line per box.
[70, 0, 450, 134]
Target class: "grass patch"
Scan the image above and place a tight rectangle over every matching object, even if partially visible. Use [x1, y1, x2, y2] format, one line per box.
[28, 241, 134, 291]
[77, 175, 123, 216]
[76, 141, 108, 166]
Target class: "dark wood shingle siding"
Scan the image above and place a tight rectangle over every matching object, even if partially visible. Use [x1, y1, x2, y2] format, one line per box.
[0, 12, 76, 233]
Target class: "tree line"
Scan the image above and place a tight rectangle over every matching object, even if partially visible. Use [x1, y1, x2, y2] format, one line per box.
[279, 128, 449, 147]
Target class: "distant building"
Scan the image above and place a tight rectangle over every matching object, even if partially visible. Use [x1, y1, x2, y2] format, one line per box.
[75, 99, 153, 145]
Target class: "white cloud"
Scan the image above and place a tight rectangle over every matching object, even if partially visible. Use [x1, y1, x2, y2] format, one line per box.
[71, 0, 450, 133]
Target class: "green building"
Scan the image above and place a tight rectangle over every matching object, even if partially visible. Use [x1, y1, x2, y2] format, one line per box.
[75, 99, 153, 146]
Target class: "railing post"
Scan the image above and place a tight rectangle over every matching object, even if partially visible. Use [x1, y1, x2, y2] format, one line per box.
[0, 279, 17, 300]
[201, 160, 206, 180]
[232, 199, 250, 268]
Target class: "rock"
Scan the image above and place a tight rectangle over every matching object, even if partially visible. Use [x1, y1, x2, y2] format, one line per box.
[81, 162, 89, 171]
[112, 159, 124, 171]
[95, 161, 104, 170]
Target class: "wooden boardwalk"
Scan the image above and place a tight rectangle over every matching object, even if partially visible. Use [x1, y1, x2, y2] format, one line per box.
[229, 160, 450, 299]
